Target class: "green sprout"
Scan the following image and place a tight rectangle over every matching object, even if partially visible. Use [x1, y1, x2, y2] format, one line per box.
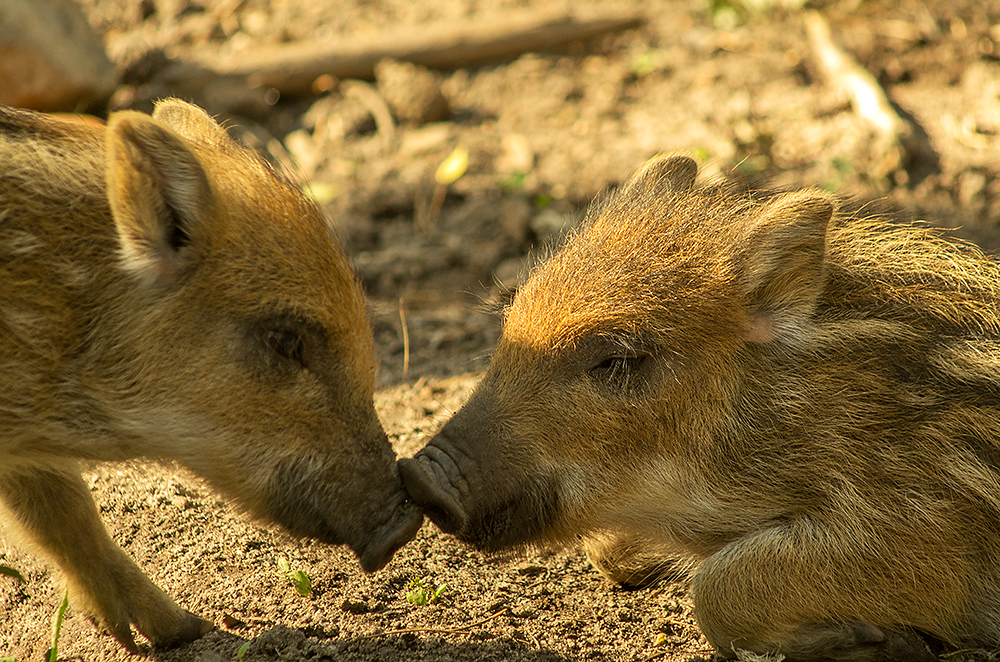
[500, 171, 529, 190]
[276, 558, 312, 597]
[0, 565, 25, 583]
[533, 193, 553, 209]
[420, 144, 470, 231]
[46, 591, 69, 662]
[631, 49, 670, 77]
[405, 577, 447, 605]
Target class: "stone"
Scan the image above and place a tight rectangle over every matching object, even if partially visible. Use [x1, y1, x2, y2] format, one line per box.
[0, 0, 117, 111]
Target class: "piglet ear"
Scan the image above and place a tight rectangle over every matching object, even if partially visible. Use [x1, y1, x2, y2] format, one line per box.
[621, 154, 698, 199]
[739, 191, 834, 344]
[105, 109, 213, 287]
[151, 98, 231, 148]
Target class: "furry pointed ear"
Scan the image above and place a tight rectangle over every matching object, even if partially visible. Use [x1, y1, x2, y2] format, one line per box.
[105, 110, 213, 286]
[739, 191, 834, 344]
[622, 155, 698, 199]
[151, 98, 231, 148]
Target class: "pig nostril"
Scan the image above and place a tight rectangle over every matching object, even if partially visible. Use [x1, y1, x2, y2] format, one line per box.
[398, 456, 467, 534]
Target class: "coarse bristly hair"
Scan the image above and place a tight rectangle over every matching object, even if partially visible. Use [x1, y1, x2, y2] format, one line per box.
[0, 100, 422, 653]
[401, 154, 1000, 662]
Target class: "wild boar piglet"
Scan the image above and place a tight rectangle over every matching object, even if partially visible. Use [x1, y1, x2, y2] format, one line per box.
[401, 155, 1000, 661]
[0, 100, 422, 651]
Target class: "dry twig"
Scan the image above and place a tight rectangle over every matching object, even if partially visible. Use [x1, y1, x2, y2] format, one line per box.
[341, 80, 396, 151]
[805, 11, 929, 177]
[162, 8, 644, 96]
[398, 298, 410, 378]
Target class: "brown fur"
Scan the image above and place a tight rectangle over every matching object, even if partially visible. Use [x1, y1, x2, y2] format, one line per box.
[0, 100, 422, 651]
[400, 155, 1000, 661]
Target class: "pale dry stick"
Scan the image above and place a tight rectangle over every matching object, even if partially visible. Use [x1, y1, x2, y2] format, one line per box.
[166, 9, 645, 95]
[421, 181, 448, 233]
[804, 10, 920, 175]
[637, 644, 716, 662]
[520, 626, 540, 649]
[211, 0, 244, 36]
[398, 298, 410, 378]
[945, 113, 1000, 151]
[419, 145, 468, 233]
[355, 607, 508, 640]
[341, 80, 396, 152]
[414, 176, 446, 234]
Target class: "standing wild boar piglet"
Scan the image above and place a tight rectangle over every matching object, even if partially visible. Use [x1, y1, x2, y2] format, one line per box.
[0, 100, 422, 651]
[400, 155, 1000, 661]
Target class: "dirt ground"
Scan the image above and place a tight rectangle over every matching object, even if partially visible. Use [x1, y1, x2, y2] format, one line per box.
[3, 0, 1000, 660]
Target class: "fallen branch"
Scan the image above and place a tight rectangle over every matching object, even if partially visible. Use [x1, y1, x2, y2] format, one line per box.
[341, 79, 396, 150]
[398, 297, 410, 378]
[163, 8, 644, 96]
[804, 10, 929, 177]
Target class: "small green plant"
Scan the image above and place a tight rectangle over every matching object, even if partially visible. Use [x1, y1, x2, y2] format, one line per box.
[421, 144, 470, 231]
[822, 156, 856, 191]
[46, 591, 69, 662]
[708, 0, 807, 28]
[0, 564, 25, 583]
[276, 558, 312, 597]
[709, 0, 741, 29]
[1, 656, 16, 661]
[630, 49, 670, 77]
[236, 640, 252, 661]
[691, 146, 711, 162]
[533, 193, 553, 209]
[831, 156, 854, 177]
[406, 577, 447, 605]
[499, 171, 528, 190]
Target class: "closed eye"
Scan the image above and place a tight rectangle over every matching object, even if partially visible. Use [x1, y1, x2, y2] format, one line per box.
[588, 354, 647, 381]
[261, 326, 306, 367]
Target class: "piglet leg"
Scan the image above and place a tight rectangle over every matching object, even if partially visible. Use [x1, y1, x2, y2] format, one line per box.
[0, 460, 213, 651]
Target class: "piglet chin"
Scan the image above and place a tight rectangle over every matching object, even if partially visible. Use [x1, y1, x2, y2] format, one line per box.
[353, 492, 424, 573]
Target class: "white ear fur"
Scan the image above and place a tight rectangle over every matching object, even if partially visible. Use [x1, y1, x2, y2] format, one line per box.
[105, 110, 213, 286]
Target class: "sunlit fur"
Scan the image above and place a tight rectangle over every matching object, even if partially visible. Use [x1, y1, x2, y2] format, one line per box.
[0, 101, 418, 651]
[405, 155, 1000, 661]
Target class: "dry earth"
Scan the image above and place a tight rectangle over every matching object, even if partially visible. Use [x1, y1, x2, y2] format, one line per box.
[3, 0, 1000, 660]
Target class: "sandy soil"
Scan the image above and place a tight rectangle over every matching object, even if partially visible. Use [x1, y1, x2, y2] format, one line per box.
[3, 0, 1000, 660]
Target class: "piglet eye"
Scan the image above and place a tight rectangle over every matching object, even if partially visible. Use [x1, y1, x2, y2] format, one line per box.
[588, 354, 646, 380]
[263, 328, 305, 366]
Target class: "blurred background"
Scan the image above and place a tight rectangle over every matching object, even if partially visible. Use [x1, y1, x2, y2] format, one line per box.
[2, 0, 998, 384]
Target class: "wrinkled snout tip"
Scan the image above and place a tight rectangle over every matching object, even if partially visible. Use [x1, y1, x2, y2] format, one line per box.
[355, 500, 424, 573]
[398, 455, 467, 535]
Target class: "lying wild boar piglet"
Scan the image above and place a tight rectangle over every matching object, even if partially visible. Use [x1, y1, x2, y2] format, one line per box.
[0, 100, 422, 651]
[400, 155, 1000, 661]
